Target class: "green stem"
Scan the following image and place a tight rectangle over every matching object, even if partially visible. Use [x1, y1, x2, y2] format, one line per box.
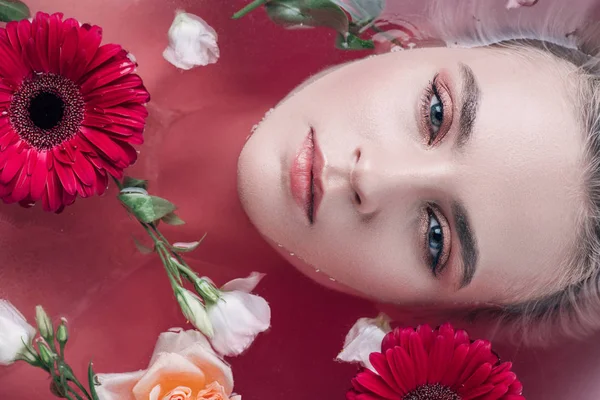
[232, 0, 268, 19]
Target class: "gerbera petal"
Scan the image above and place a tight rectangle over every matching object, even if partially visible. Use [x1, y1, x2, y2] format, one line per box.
[83, 43, 122, 74]
[79, 126, 129, 163]
[25, 149, 37, 175]
[82, 113, 113, 128]
[488, 371, 517, 386]
[458, 341, 497, 384]
[5, 22, 22, 54]
[80, 58, 136, 94]
[507, 380, 523, 394]
[392, 346, 417, 392]
[104, 104, 149, 121]
[479, 384, 509, 400]
[17, 19, 32, 59]
[369, 352, 402, 394]
[69, 26, 103, 81]
[0, 146, 25, 184]
[354, 370, 398, 400]
[43, 169, 63, 212]
[48, 13, 62, 73]
[0, 91, 12, 103]
[100, 112, 146, 130]
[30, 151, 48, 200]
[52, 146, 74, 165]
[454, 329, 470, 347]
[461, 363, 493, 391]
[416, 324, 434, 352]
[408, 331, 428, 386]
[440, 343, 469, 387]
[32, 13, 50, 72]
[54, 160, 77, 195]
[71, 153, 95, 186]
[460, 383, 495, 400]
[10, 160, 31, 202]
[60, 26, 79, 77]
[385, 348, 409, 395]
[86, 88, 149, 108]
[427, 335, 453, 383]
[87, 74, 144, 95]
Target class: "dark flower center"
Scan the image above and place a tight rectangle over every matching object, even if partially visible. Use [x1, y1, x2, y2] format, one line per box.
[28, 92, 65, 130]
[10, 73, 85, 150]
[403, 384, 461, 400]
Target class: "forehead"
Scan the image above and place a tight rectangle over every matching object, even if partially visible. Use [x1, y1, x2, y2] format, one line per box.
[444, 47, 587, 300]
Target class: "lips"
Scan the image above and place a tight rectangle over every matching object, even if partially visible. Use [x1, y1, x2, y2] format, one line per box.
[290, 127, 324, 223]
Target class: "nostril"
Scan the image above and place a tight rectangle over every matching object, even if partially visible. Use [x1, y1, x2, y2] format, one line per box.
[354, 148, 361, 164]
[354, 192, 362, 205]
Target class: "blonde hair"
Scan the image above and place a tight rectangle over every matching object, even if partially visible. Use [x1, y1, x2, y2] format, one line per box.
[396, 0, 600, 344]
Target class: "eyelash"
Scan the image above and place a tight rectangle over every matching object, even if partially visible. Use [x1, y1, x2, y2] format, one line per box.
[422, 205, 451, 276]
[420, 74, 453, 146]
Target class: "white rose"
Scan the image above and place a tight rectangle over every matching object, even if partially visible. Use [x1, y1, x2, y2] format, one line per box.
[336, 314, 391, 372]
[206, 273, 271, 357]
[0, 300, 36, 365]
[163, 10, 220, 70]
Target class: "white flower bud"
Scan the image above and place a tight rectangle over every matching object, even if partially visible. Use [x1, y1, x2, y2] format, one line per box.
[176, 289, 214, 338]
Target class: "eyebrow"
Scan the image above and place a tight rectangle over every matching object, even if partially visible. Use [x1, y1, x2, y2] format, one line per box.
[452, 201, 479, 288]
[456, 63, 481, 148]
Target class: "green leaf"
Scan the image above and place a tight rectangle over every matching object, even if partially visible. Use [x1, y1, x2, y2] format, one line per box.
[122, 176, 148, 190]
[161, 212, 186, 226]
[150, 196, 177, 221]
[88, 362, 100, 400]
[118, 191, 154, 222]
[265, 0, 349, 34]
[133, 237, 154, 254]
[118, 192, 177, 223]
[0, 0, 30, 22]
[335, 32, 374, 49]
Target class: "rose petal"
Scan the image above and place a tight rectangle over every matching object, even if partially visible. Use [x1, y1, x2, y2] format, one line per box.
[95, 370, 146, 400]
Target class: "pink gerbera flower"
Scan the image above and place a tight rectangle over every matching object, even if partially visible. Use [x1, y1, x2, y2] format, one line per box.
[348, 323, 525, 400]
[0, 12, 149, 212]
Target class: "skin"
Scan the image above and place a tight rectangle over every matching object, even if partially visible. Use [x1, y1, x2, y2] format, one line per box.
[238, 47, 586, 306]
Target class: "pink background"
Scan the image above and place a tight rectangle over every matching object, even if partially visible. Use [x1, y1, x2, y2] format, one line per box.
[1, 0, 600, 399]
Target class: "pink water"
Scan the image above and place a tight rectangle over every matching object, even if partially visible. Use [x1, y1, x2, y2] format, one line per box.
[1, 0, 600, 399]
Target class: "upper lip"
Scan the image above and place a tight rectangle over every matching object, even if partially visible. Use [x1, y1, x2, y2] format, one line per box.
[290, 127, 325, 223]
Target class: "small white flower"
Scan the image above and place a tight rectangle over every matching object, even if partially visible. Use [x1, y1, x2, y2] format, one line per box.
[336, 314, 391, 372]
[176, 289, 213, 338]
[163, 10, 220, 70]
[0, 300, 36, 365]
[206, 273, 270, 357]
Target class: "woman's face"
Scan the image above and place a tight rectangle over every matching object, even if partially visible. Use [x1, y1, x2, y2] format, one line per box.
[237, 47, 585, 306]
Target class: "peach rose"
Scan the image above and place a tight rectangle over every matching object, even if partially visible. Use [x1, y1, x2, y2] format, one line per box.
[96, 328, 241, 400]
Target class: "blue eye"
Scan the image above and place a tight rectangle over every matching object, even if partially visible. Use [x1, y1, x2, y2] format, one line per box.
[429, 91, 443, 138]
[428, 212, 444, 270]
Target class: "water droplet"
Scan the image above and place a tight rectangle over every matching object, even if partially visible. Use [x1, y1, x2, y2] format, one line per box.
[329, 277, 336, 282]
[277, 243, 283, 248]
[315, 269, 320, 273]
[289, 252, 295, 256]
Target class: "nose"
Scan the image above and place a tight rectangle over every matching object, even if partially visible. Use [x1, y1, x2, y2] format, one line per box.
[350, 146, 450, 215]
